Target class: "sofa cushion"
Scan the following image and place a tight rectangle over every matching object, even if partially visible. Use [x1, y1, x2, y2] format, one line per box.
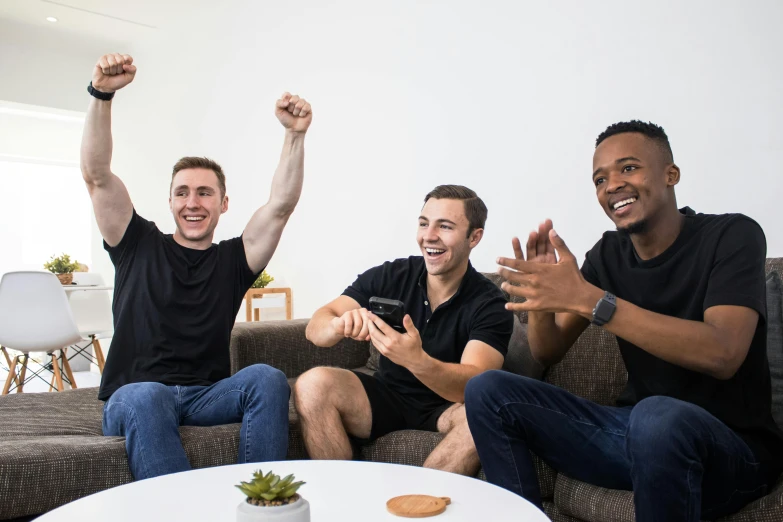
[554, 473, 783, 522]
[502, 317, 545, 380]
[766, 271, 783, 428]
[554, 475, 635, 522]
[0, 387, 103, 438]
[545, 324, 628, 406]
[0, 423, 243, 520]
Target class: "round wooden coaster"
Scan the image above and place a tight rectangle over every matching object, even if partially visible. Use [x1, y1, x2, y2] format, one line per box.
[386, 495, 452, 518]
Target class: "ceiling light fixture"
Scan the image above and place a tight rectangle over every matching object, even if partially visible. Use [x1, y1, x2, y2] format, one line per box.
[46, 16, 58, 22]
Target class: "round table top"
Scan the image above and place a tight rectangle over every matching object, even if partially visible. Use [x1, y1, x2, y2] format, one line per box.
[36, 460, 547, 522]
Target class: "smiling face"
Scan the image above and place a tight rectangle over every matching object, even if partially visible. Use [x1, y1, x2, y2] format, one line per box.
[417, 198, 482, 277]
[169, 167, 228, 248]
[592, 132, 680, 235]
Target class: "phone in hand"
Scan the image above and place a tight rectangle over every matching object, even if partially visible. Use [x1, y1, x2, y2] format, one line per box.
[369, 297, 406, 333]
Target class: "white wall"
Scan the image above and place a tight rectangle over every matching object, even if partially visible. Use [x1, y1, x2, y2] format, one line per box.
[102, 0, 783, 318]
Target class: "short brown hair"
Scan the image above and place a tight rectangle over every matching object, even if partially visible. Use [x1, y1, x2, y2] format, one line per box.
[424, 185, 487, 236]
[171, 157, 227, 198]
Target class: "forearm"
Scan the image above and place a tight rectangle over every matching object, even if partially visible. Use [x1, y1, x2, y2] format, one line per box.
[575, 285, 736, 379]
[305, 309, 342, 347]
[80, 97, 114, 185]
[267, 131, 305, 217]
[408, 355, 484, 403]
[528, 312, 569, 365]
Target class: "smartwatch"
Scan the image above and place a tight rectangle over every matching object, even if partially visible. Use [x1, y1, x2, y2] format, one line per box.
[591, 291, 616, 326]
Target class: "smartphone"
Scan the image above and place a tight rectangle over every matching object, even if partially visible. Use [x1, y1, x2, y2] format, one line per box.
[369, 297, 406, 333]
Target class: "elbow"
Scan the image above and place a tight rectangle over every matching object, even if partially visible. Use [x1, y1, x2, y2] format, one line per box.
[529, 344, 564, 368]
[708, 346, 746, 380]
[710, 361, 742, 381]
[304, 323, 316, 344]
[81, 166, 107, 187]
[304, 323, 329, 348]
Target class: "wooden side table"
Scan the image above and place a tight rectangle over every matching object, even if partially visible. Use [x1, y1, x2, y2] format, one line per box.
[244, 287, 293, 321]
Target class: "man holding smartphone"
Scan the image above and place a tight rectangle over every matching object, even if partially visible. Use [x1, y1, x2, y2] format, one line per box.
[296, 185, 513, 475]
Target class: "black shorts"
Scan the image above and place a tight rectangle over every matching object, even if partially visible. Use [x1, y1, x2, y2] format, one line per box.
[352, 371, 452, 441]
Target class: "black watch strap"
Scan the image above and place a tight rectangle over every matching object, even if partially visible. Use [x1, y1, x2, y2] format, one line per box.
[591, 291, 617, 326]
[87, 82, 115, 101]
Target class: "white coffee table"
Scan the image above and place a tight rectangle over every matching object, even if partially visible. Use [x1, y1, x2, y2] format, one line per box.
[36, 460, 549, 521]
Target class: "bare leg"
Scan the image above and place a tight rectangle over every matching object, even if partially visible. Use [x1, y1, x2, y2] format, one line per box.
[423, 403, 481, 476]
[294, 367, 372, 460]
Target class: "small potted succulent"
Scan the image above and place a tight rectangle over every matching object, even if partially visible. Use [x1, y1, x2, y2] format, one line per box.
[43, 253, 81, 285]
[236, 469, 309, 522]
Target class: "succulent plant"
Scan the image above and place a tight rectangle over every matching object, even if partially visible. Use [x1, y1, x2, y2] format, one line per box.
[236, 470, 305, 505]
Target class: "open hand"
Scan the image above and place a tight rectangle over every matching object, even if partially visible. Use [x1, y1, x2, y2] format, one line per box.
[498, 228, 590, 314]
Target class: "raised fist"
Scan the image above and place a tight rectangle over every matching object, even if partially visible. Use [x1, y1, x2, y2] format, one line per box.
[275, 93, 312, 134]
[92, 53, 136, 93]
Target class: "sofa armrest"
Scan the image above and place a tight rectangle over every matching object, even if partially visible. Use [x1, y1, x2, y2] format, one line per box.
[230, 319, 371, 378]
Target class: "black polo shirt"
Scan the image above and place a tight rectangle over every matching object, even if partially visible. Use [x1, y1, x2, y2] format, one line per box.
[343, 256, 513, 410]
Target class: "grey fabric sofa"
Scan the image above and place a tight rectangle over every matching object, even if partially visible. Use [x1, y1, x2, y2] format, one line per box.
[1, 261, 782, 521]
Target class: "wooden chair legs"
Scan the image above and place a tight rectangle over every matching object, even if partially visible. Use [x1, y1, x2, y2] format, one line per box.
[2, 354, 17, 395]
[2, 348, 77, 394]
[16, 354, 28, 393]
[2, 347, 20, 387]
[93, 338, 106, 373]
[50, 352, 65, 392]
[60, 349, 77, 389]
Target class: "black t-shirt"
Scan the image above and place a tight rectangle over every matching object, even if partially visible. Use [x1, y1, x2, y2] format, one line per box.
[343, 256, 514, 411]
[98, 211, 259, 400]
[581, 207, 783, 472]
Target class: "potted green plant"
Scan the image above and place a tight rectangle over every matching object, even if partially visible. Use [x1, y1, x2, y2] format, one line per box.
[43, 253, 81, 285]
[236, 469, 309, 522]
[251, 270, 274, 289]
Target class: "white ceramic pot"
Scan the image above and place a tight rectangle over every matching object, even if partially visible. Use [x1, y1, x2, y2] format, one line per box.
[236, 497, 310, 522]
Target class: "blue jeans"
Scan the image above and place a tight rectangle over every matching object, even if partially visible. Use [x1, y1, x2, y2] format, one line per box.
[103, 364, 289, 480]
[465, 371, 774, 522]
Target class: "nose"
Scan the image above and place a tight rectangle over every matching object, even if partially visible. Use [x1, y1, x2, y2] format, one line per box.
[423, 225, 439, 243]
[185, 193, 201, 209]
[605, 171, 626, 194]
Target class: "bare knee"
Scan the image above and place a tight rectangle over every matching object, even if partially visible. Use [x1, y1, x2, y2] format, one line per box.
[294, 367, 341, 416]
[437, 403, 468, 433]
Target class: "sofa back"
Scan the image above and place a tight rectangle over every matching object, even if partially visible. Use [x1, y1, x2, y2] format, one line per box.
[486, 257, 783, 411]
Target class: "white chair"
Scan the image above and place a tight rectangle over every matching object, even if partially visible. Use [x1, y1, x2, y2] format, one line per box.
[0, 271, 83, 394]
[68, 272, 113, 373]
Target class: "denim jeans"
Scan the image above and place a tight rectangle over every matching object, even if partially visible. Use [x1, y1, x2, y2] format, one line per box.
[465, 370, 773, 522]
[103, 364, 290, 480]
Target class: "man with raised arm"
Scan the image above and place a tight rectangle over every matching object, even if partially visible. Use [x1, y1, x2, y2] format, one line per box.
[81, 53, 312, 480]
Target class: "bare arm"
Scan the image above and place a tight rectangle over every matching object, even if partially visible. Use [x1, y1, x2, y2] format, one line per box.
[577, 286, 758, 379]
[500, 228, 759, 380]
[81, 53, 136, 247]
[306, 295, 373, 348]
[407, 341, 505, 403]
[527, 311, 589, 366]
[243, 94, 312, 274]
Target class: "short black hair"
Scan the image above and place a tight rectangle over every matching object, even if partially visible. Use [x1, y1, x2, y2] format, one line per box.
[596, 120, 673, 162]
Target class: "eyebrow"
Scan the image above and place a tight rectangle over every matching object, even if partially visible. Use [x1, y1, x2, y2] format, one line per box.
[173, 185, 216, 193]
[419, 216, 457, 225]
[592, 156, 643, 178]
